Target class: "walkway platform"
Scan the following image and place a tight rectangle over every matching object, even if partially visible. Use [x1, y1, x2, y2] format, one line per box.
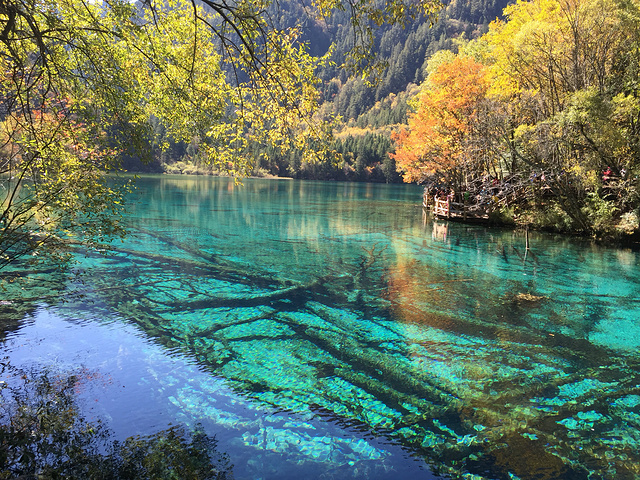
[423, 195, 489, 222]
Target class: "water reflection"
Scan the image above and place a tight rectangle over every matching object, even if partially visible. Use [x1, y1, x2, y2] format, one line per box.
[431, 222, 449, 243]
[2, 309, 434, 480]
[3, 175, 640, 479]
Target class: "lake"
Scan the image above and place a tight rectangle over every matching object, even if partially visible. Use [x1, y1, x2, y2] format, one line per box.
[2, 175, 639, 479]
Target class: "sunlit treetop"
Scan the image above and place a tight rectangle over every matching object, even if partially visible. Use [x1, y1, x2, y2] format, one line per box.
[485, 0, 630, 107]
[392, 54, 489, 183]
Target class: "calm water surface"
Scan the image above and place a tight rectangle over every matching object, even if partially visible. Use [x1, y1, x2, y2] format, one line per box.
[2, 175, 640, 479]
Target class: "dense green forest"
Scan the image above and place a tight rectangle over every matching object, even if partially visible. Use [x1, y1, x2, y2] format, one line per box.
[122, 0, 640, 239]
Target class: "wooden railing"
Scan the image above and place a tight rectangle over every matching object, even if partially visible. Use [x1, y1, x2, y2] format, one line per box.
[424, 192, 487, 221]
[434, 198, 450, 217]
[430, 197, 474, 220]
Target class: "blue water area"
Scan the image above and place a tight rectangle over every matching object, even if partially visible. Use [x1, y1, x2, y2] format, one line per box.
[2, 175, 640, 479]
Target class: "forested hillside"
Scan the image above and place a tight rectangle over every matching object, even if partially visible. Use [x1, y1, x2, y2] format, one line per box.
[139, 0, 513, 181]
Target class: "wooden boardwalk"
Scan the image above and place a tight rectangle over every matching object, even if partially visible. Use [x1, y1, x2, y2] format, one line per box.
[423, 194, 489, 222]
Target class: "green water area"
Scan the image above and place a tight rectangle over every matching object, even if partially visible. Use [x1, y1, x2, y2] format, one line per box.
[2, 175, 639, 479]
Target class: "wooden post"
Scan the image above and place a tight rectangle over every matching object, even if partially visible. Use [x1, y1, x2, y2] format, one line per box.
[525, 226, 530, 251]
[447, 197, 451, 219]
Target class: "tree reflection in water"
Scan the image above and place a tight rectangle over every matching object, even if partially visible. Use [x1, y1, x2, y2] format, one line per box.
[0, 361, 233, 479]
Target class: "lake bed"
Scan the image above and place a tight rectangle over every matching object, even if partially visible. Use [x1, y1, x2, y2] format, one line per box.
[2, 175, 639, 479]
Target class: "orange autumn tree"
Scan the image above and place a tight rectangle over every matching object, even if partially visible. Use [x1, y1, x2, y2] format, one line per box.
[392, 55, 489, 187]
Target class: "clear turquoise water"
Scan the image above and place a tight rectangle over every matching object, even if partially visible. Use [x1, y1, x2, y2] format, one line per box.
[2, 175, 640, 479]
